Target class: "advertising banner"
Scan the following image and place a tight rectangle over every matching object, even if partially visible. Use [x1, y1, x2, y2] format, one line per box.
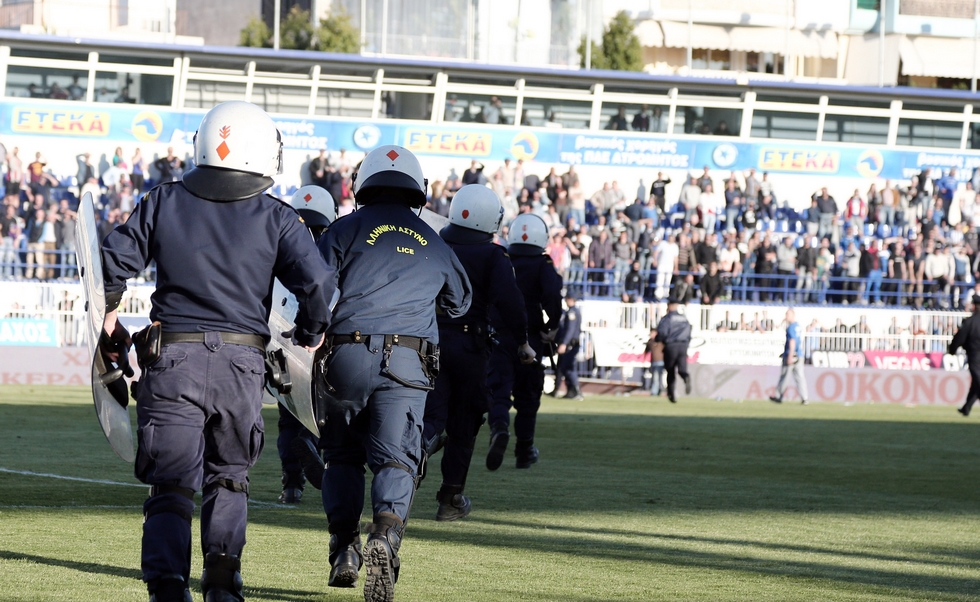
[0, 318, 59, 346]
[5, 100, 980, 181]
[688, 363, 968, 406]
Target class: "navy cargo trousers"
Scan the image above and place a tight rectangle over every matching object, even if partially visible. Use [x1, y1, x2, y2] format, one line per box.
[135, 332, 265, 584]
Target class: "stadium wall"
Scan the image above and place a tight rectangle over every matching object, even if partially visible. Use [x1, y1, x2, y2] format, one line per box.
[6, 99, 980, 208]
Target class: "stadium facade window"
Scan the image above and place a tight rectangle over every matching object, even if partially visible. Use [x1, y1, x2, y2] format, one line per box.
[442, 93, 517, 125]
[93, 71, 172, 106]
[902, 101, 967, 113]
[9, 48, 87, 61]
[183, 80, 248, 109]
[755, 94, 821, 105]
[691, 48, 732, 71]
[751, 110, 819, 141]
[315, 87, 375, 118]
[98, 53, 172, 67]
[520, 97, 591, 129]
[5, 66, 87, 100]
[251, 84, 312, 115]
[676, 105, 741, 136]
[896, 119, 963, 149]
[822, 114, 890, 144]
[827, 97, 891, 109]
[381, 91, 433, 120]
[598, 102, 670, 133]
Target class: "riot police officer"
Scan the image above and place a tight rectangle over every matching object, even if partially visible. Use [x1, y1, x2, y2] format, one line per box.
[100, 101, 335, 602]
[949, 294, 980, 416]
[486, 213, 563, 470]
[654, 298, 692, 403]
[422, 184, 534, 520]
[277, 185, 336, 503]
[554, 294, 583, 399]
[315, 145, 471, 600]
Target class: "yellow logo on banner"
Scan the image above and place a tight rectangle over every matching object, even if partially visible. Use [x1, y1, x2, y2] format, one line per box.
[855, 149, 884, 178]
[510, 131, 539, 161]
[404, 129, 492, 156]
[11, 108, 110, 136]
[130, 110, 163, 142]
[759, 148, 839, 173]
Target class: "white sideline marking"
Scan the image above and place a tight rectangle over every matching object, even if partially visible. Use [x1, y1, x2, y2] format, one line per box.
[0, 468, 291, 509]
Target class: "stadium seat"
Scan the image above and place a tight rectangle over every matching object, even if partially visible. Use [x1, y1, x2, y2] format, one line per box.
[776, 220, 789, 233]
[863, 224, 875, 237]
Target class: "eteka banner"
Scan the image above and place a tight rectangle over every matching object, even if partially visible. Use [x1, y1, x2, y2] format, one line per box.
[4, 100, 980, 179]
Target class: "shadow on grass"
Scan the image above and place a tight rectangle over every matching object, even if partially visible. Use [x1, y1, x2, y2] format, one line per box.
[466, 515, 980, 569]
[0, 550, 322, 602]
[403, 522, 980, 598]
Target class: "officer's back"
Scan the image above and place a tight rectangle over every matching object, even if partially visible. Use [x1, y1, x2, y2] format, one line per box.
[656, 308, 692, 344]
[319, 203, 469, 342]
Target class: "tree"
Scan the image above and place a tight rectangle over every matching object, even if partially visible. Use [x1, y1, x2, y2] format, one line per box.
[579, 10, 642, 72]
[280, 5, 315, 50]
[240, 16, 271, 48]
[316, 8, 360, 54]
[239, 5, 360, 53]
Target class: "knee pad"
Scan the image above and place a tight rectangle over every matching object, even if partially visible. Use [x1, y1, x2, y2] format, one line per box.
[145, 484, 195, 524]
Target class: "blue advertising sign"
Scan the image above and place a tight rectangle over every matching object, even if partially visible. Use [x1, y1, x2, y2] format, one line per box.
[0, 318, 59, 347]
[3, 99, 980, 181]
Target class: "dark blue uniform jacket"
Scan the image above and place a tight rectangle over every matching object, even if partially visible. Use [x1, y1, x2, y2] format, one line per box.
[558, 305, 582, 347]
[490, 253, 562, 349]
[440, 238, 528, 345]
[655, 311, 692, 344]
[317, 203, 471, 344]
[102, 181, 334, 343]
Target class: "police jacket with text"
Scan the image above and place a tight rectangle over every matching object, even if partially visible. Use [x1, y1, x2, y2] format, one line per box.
[439, 225, 528, 345]
[317, 203, 471, 344]
[101, 180, 335, 344]
[654, 310, 692, 345]
[949, 313, 980, 370]
[558, 304, 582, 347]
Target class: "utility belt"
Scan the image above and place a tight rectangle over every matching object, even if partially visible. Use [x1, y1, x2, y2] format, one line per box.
[438, 321, 498, 347]
[328, 331, 440, 391]
[132, 323, 284, 394]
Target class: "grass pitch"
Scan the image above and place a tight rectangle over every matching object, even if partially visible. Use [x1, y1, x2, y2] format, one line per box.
[0, 386, 978, 602]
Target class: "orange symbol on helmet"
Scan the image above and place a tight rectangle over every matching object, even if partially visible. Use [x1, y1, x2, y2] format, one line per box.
[216, 141, 230, 160]
[461, 210, 469, 219]
[522, 234, 528, 241]
[304, 193, 312, 203]
[219, 126, 231, 139]
[386, 150, 399, 161]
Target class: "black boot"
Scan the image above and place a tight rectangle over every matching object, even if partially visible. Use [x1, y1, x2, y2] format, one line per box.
[290, 436, 324, 490]
[435, 485, 471, 522]
[363, 513, 403, 602]
[148, 575, 192, 602]
[200, 553, 244, 602]
[278, 471, 304, 504]
[515, 439, 539, 469]
[328, 524, 362, 588]
[485, 425, 509, 471]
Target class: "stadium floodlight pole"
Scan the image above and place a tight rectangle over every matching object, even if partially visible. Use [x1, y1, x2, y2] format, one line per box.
[687, 0, 692, 71]
[878, 0, 885, 87]
[381, 0, 389, 56]
[360, 0, 366, 52]
[973, 0, 979, 93]
[585, 0, 592, 69]
[273, 0, 281, 50]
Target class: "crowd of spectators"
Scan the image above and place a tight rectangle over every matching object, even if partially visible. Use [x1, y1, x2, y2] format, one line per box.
[422, 158, 980, 310]
[21, 75, 136, 103]
[0, 144, 164, 280]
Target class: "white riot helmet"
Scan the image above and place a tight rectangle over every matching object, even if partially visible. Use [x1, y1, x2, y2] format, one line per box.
[289, 185, 336, 229]
[507, 213, 549, 252]
[193, 101, 282, 177]
[449, 185, 503, 234]
[351, 144, 427, 208]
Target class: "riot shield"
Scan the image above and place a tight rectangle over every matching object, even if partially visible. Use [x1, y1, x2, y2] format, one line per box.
[76, 192, 136, 462]
[419, 208, 449, 232]
[266, 279, 319, 436]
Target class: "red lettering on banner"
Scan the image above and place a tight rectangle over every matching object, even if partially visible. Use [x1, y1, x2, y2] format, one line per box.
[816, 372, 842, 399]
[46, 373, 65, 385]
[939, 375, 965, 405]
[746, 380, 764, 400]
[911, 374, 936, 403]
[856, 373, 881, 401]
[883, 374, 908, 403]
[63, 350, 88, 366]
[1, 373, 23, 384]
[845, 373, 855, 401]
[67, 374, 85, 385]
[26, 372, 43, 384]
